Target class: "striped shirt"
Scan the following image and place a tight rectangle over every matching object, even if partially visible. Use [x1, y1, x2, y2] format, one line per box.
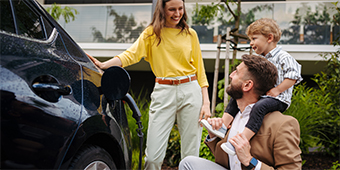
[262, 46, 303, 107]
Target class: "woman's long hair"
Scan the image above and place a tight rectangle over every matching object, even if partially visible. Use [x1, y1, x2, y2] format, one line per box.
[149, 0, 190, 46]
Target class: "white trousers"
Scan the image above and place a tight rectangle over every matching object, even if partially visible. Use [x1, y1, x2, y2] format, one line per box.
[144, 78, 203, 170]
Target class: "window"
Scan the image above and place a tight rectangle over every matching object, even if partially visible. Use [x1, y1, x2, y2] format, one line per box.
[12, 0, 44, 39]
[0, 0, 15, 33]
[1, 0, 54, 40]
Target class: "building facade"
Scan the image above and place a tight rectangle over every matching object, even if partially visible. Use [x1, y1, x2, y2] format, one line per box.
[39, 0, 339, 96]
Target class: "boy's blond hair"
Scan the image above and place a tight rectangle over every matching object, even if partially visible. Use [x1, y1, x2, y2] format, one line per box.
[246, 18, 282, 43]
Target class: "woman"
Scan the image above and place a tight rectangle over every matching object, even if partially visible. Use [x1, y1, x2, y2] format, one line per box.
[87, 0, 211, 169]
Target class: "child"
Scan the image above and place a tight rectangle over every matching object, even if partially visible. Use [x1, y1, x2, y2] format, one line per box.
[202, 18, 302, 155]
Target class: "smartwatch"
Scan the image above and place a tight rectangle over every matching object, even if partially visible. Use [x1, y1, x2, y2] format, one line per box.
[245, 157, 258, 169]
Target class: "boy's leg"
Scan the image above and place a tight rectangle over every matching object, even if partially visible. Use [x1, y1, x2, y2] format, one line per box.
[221, 97, 288, 155]
[224, 97, 239, 117]
[222, 97, 239, 126]
[222, 112, 234, 128]
[245, 97, 288, 135]
[242, 128, 256, 141]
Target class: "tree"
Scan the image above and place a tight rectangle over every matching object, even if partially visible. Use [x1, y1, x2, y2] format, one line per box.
[281, 2, 333, 44]
[91, 7, 146, 43]
[195, 1, 273, 114]
[45, 3, 78, 23]
[191, 3, 221, 26]
[331, 1, 340, 45]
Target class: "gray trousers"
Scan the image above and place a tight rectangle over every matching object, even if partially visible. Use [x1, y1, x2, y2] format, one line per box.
[144, 77, 203, 170]
[179, 156, 228, 170]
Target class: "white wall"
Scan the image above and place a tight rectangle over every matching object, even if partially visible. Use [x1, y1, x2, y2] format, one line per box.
[80, 43, 337, 75]
[36, 0, 45, 5]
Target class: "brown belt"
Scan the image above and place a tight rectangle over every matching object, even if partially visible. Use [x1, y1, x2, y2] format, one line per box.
[155, 75, 197, 85]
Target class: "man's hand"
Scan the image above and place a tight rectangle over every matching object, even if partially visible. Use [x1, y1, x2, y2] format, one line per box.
[229, 133, 253, 166]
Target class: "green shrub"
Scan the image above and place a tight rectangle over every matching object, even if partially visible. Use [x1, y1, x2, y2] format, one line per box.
[199, 128, 215, 162]
[285, 53, 340, 157]
[311, 54, 340, 157]
[165, 125, 217, 167]
[131, 149, 145, 170]
[312, 2, 340, 157]
[330, 161, 340, 170]
[284, 84, 333, 153]
[125, 90, 150, 169]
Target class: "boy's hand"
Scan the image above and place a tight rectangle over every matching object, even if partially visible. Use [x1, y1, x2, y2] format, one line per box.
[267, 78, 297, 97]
[266, 87, 280, 97]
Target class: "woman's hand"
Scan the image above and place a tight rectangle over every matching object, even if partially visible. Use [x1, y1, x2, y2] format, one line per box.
[199, 102, 211, 121]
[199, 86, 211, 122]
[86, 53, 104, 69]
[86, 53, 123, 69]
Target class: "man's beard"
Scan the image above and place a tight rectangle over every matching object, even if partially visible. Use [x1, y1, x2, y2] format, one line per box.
[226, 81, 243, 100]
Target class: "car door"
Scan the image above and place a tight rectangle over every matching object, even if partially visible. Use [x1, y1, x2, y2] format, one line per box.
[0, 0, 89, 168]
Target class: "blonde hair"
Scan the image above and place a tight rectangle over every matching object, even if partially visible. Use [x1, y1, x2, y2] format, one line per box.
[149, 0, 190, 46]
[246, 18, 282, 43]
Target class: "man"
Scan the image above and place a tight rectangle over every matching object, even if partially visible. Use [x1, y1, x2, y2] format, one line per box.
[179, 54, 302, 170]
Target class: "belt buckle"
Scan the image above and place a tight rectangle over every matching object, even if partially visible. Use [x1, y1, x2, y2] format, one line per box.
[172, 79, 180, 85]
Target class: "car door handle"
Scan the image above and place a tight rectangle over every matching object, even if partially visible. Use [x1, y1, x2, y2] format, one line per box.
[32, 83, 72, 95]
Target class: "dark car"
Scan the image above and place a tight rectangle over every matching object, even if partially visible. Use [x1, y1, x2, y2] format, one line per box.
[0, 0, 142, 169]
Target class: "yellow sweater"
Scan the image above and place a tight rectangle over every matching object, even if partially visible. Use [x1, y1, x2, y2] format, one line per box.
[117, 26, 209, 87]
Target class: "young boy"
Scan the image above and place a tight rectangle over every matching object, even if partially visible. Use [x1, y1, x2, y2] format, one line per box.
[201, 18, 303, 155]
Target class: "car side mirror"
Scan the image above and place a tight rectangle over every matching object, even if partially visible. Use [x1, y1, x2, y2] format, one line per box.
[101, 66, 131, 101]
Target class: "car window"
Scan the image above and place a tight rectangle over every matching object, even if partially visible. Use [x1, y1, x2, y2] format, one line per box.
[12, 0, 44, 39]
[0, 0, 53, 40]
[0, 0, 15, 33]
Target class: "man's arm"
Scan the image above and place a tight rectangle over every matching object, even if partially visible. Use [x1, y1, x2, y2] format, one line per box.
[204, 118, 224, 155]
[265, 116, 302, 169]
[204, 134, 220, 157]
[232, 115, 302, 170]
